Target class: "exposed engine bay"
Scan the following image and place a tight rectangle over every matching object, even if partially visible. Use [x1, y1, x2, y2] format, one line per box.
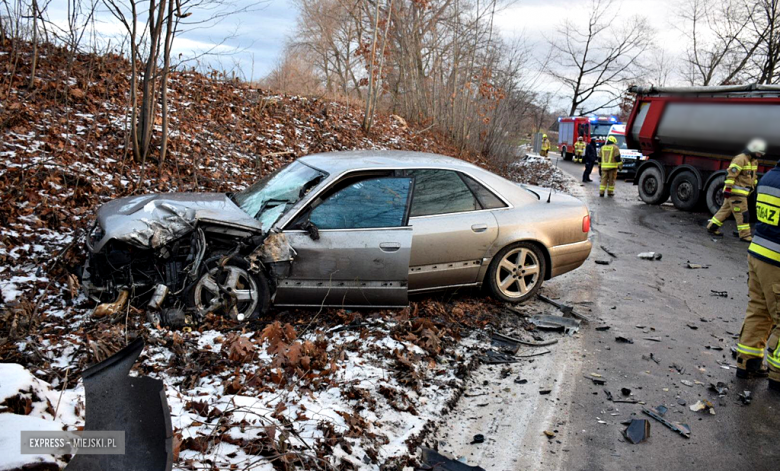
[82, 193, 296, 327]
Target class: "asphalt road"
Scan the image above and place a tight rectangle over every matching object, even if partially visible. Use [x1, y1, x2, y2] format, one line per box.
[552, 157, 780, 471]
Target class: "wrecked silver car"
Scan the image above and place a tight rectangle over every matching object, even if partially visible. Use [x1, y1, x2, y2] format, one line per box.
[83, 150, 592, 324]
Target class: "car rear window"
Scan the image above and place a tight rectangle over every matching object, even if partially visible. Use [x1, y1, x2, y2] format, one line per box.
[408, 170, 478, 217]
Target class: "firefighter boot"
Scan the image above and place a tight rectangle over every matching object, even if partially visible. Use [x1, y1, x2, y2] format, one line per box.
[736, 357, 770, 379]
[706, 218, 724, 236]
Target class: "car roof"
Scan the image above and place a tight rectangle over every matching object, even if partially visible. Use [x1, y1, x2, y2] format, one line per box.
[299, 150, 484, 173]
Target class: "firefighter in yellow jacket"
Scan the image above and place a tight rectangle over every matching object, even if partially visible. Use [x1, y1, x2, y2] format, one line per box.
[706, 140, 763, 242]
[574, 137, 586, 163]
[599, 136, 622, 197]
[735, 138, 777, 390]
[540, 134, 551, 158]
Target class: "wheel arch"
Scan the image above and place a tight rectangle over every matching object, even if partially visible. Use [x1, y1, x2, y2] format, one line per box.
[482, 238, 553, 282]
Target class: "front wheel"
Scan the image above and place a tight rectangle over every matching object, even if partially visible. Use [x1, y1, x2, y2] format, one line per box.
[562, 146, 572, 161]
[486, 242, 546, 303]
[638, 166, 669, 205]
[188, 255, 270, 322]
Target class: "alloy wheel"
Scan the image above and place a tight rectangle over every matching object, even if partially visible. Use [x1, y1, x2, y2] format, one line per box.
[495, 247, 541, 299]
[193, 265, 258, 321]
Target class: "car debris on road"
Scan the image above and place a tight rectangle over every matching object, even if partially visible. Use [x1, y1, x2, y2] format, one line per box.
[623, 419, 650, 444]
[637, 252, 662, 260]
[690, 400, 716, 415]
[530, 314, 581, 334]
[643, 406, 691, 439]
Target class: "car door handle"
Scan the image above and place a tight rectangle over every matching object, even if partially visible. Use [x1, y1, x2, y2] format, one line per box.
[471, 224, 488, 233]
[379, 242, 401, 253]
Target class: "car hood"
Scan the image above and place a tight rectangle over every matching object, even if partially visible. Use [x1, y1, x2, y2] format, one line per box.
[90, 193, 263, 253]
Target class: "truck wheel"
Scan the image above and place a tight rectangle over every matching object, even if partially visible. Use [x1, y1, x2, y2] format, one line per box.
[670, 171, 701, 211]
[638, 167, 668, 205]
[561, 146, 572, 161]
[705, 174, 726, 215]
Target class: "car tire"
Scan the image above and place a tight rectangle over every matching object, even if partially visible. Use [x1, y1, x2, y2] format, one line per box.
[188, 255, 270, 322]
[486, 242, 546, 304]
[705, 174, 726, 215]
[638, 166, 669, 205]
[670, 171, 701, 211]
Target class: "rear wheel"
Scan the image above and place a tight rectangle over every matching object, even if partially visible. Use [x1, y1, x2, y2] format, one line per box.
[705, 174, 726, 215]
[670, 171, 701, 211]
[562, 146, 572, 161]
[487, 242, 546, 304]
[638, 166, 669, 205]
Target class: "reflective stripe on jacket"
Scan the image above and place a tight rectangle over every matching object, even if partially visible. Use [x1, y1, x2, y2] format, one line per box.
[724, 153, 757, 195]
[574, 142, 586, 154]
[749, 165, 780, 267]
[599, 144, 622, 169]
[541, 139, 551, 151]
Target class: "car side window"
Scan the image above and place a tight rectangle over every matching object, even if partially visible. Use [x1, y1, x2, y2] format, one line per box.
[461, 174, 506, 209]
[309, 177, 411, 230]
[408, 169, 479, 217]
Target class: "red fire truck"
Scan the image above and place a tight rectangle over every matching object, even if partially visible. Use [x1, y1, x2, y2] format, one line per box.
[626, 85, 779, 214]
[558, 115, 621, 160]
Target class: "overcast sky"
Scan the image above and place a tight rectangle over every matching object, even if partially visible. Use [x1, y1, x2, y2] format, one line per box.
[49, 0, 687, 106]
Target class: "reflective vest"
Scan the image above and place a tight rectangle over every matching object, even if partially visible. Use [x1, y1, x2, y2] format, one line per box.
[574, 141, 586, 154]
[724, 153, 758, 197]
[600, 144, 621, 169]
[750, 165, 780, 267]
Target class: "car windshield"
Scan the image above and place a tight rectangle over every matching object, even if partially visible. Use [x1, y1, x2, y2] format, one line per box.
[233, 161, 326, 228]
[591, 123, 613, 137]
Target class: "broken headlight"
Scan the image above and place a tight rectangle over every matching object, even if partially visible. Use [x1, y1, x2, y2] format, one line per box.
[88, 221, 105, 250]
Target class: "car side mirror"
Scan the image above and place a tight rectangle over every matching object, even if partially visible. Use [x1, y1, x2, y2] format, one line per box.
[302, 221, 320, 241]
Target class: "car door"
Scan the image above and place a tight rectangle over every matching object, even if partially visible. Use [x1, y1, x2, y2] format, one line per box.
[406, 169, 503, 291]
[274, 176, 414, 307]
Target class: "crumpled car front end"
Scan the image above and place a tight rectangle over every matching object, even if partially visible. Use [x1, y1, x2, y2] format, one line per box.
[81, 192, 270, 323]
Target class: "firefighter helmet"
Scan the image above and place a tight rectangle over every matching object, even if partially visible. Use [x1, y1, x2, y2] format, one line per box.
[747, 138, 767, 156]
[542, 134, 547, 138]
[578, 136, 583, 141]
[607, 135, 618, 144]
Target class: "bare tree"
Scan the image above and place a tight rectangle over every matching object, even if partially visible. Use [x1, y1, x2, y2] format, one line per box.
[679, 0, 762, 85]
[283, 0, 543, 159]
[546, 0, 652, 116]
[751, 0, 780, 84]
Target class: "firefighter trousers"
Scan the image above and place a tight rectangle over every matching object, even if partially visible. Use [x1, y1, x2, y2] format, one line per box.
[708, 197, 751, 238]
[574, 152, 583, 163]
[540, 149, 549, 158]
[737, 255, 780, 381]
[600, 169, 617, 196]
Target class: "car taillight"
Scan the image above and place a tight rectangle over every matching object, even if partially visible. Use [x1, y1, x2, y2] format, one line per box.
[582, 215, 591, 233]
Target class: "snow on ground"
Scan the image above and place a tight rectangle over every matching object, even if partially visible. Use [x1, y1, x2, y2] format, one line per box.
[0, 363, 83, 471]
[0, 39, 579, 470]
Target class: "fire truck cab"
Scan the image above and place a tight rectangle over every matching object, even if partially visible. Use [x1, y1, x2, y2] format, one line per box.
[557, 116, 590, 160]
[558, 114, 621, 161]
